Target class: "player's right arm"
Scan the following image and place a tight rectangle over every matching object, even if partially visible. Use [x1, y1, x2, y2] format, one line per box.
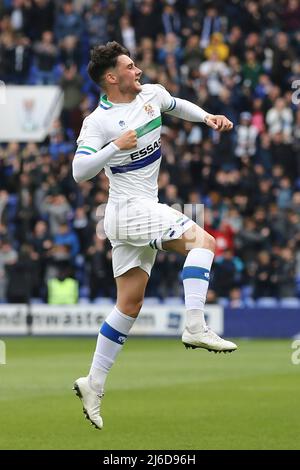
[153, 84, 233, 132]
[72, 116, 137, 183]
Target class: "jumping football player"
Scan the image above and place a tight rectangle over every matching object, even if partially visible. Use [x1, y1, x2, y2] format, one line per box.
[72, 42, 237, 429]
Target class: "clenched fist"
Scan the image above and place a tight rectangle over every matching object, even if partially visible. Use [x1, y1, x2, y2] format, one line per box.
[114, 130, 138, 150]
[204, 114, 233, 132]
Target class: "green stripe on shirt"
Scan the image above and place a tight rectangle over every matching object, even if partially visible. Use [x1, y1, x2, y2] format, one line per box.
[77, 145, 97, 153]
[135, 116, 162, 138]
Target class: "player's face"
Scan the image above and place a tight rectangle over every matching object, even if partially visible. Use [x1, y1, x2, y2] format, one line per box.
[115, 55, 142, 94]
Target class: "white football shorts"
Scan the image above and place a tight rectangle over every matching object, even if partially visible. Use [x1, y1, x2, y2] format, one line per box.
[104, 198, 195, 277]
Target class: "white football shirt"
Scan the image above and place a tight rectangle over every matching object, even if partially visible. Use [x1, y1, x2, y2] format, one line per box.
[76, 84, 176, 202]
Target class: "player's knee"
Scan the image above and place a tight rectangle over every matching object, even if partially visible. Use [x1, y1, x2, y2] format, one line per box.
[184, 225, 216, 253]
[122, 297, 144, 315]
[202, 232, 216, 253]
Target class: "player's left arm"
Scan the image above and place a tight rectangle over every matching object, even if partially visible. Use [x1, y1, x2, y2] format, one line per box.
[165, 97, 233, 132]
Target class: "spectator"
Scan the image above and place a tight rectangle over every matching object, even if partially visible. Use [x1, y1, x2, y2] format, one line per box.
[281, 0, 300, 33]
[204, 33, 229, 62]
[85, 1, 108, 48]
[242, 50, 263, 90]
[41, 193, 72, 236]
[53, 222, 80, 259]
[277, 247, 296, 297]
[27, 0, 55, 41]
[10, 34, 31, 84]
[59, 64, 83, 133]
[87, 236, 114, 299]
[73, 206, 93, 253]
[266, 97, 294, 142]
[59, 35, 81, 68]
[277, 176, 293, 209]
[236, 218, 267, 263]
[54, 0, 83, 41]
[235, 112, 258, 158]
[229, 287, 244, 308]
[132, 1, 163, 42]
[181, 5, 202, 40]
[200, 4, 222, 49]
[182, 34, 202, 71]
[212, 249, 244, 297]
[162, 3, 181, 36]
[34, 30, 58, 84]
[119, 14, 136, 56]
[0, 239, 18, 301]
[271, 32, 295, 90]
[5, 244, 40, 303]
[253, 250, 275, 298]
[29, 220, 49, 249]
[199, 51, 230, 97]
[47, 266, 78, 304]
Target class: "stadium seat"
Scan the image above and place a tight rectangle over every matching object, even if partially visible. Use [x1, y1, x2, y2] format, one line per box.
[244, 298, 256, 308]
[143, 297, 161, 305]
[279, 298, 300, 308]
[241, 285, 253, 300]
[93, 298, 114, 305]
[78, 298, 90, 304]
[256, 297, 278, 307]
[296, 276, 300, 296]
[229, 300, 246, 308]
[79, 286, 90, 298]
[218, 298, 229, 307]
[30, 298, 44, 304]
[163, 297, 184, 305]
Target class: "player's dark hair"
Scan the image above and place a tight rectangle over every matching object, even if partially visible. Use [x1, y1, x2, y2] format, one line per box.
[88, 41, 130, 87]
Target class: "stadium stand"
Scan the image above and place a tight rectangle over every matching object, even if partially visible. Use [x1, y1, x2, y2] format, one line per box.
[0, 0, 300, 304]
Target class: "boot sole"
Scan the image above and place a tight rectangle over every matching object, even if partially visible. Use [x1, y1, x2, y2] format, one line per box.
[72, 382, 102, 430]
[183, 342, 236, 353]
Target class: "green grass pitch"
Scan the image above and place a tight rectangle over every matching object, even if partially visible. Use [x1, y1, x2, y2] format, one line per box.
[0, 337, 299, 450]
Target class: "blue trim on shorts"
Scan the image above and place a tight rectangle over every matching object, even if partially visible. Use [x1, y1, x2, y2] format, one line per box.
[100, 322, 127, 344]
[181, 266, 210, 282]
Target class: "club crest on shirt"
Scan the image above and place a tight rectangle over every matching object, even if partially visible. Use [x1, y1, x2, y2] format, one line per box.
[119, 120, 126, 128]
[144, 103, 155, 117]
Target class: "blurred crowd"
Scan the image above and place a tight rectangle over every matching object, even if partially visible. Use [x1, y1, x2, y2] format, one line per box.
[1, 0, 300, 305]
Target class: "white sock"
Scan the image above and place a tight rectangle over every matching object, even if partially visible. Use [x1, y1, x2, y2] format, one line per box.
[88, 306, 136, 393]
[182, 248, 214, 332]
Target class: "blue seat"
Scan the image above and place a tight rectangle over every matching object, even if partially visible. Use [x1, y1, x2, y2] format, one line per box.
[241, 285, 253, 300]
[279, 298, 300, 308]
[218, 297, 229, 307]
[79, 286, 90, 298]
[296, 276, 300, 296]
[93, 298, 114, 305]
[256, 297, 278, 307]
[78, 298, 90, 304]
[30, 298, 44, 304]
[143, 297, 161, 305]
[163, 297, 184, 305]
[244, 298, 256, 308]
[229, 300, 246, 308]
